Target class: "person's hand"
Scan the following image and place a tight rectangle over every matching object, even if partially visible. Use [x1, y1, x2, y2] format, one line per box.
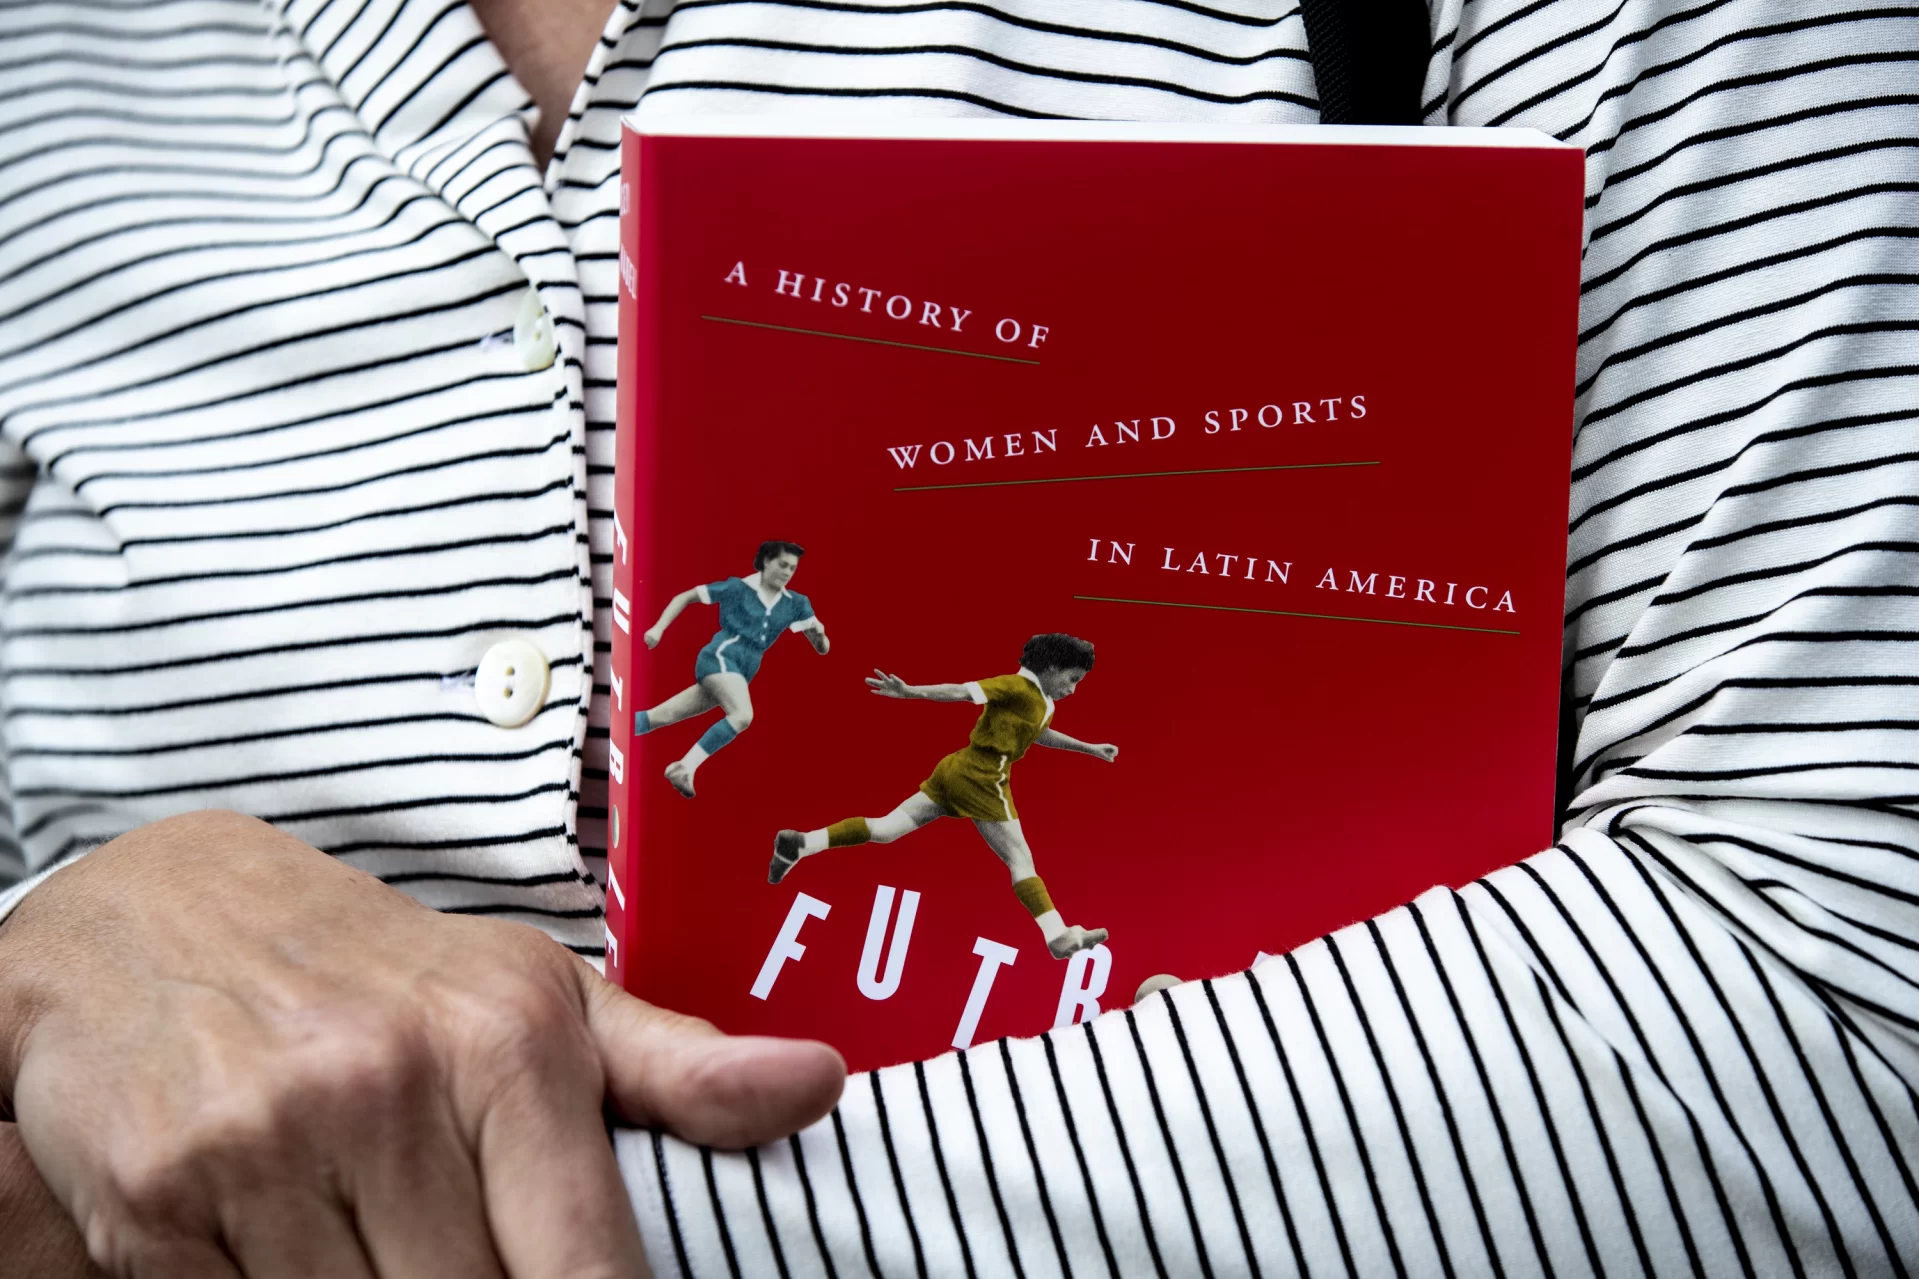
[642, 626, 662, 649]
[1091, 743, 1119, 762]
[1, 1121, 98, 1277]
[864, 669, 911, 698]
[0, 810, 846, 1278]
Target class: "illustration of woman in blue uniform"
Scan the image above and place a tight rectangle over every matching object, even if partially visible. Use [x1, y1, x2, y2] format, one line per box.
[636, 540, 828, 797]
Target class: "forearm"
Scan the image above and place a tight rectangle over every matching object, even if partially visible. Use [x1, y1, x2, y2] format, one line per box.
[1035, 728, 1097, 754]
[0, 1123, 97, 1278]
[902, 682, 975, 702]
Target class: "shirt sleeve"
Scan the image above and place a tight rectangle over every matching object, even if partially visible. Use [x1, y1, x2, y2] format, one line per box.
[616, 10, 1919, 1277]
[969, 676, 1020, 706]
[787, 597, 822, 633]
[0, 865, 65, 929]
[695, 581, 730, 606]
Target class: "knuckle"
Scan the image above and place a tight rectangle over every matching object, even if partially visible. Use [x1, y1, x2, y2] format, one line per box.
[476, 987, 583, 1073]
[180, 1085, 288, 1170]
[99, 1141, 203, 1234]
[87, 1219, 224, 1279]
[455, 980, 593, 1088]
[280, 1008, 433, 1117]
[81, 1187, 209, 1279]
[423, 921, 599, 1089]
[179, 1013, 430, 1156]
[82, 1211, 150, 1277]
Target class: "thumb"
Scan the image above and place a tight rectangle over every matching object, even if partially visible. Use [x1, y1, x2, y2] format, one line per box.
[578, 967, 846, 1148]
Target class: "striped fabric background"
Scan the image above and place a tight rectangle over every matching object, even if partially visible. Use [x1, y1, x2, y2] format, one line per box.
[3, 0, 1917, 1274]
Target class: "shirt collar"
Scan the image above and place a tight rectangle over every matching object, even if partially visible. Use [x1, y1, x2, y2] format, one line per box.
[273, 0, 534, 197]
[744, 571, 787, 606]
[268, 0, 594, 300]
[1017, 667, 1055, 716]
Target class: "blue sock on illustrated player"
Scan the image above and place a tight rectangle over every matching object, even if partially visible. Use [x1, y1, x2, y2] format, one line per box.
[634, 710, 653, 735]
[693, 718, 738, 760]
[666, 719, 738, 797]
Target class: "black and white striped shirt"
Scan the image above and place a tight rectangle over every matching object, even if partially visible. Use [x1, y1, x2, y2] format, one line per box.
[3, 0, 1915, 1274]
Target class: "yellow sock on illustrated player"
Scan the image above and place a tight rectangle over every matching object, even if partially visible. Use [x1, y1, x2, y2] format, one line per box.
[1012, 875, 1067, 945]
[1013, 875, 1108, 958]
[807, 818, 868, 853]
[770, 817, 869, 884]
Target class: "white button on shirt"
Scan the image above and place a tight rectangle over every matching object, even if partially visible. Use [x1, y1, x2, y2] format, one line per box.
[475, 640, 550, 728]
[514, 289, 557, 371]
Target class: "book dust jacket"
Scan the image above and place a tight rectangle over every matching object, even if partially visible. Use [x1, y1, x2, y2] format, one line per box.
[610, 118, 1583, 1073]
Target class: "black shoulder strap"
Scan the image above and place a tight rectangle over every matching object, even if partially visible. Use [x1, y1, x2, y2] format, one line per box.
[1299, 0, 1432, 125]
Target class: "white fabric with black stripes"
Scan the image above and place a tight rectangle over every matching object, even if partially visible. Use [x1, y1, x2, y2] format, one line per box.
[2, 1, 1915, 1275]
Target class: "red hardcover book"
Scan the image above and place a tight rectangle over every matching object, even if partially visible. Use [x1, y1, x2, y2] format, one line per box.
[609, 117, 1583, 1073]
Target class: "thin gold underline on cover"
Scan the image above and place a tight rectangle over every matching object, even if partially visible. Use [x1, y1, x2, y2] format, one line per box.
[893, 461, 1378, 492]
[1072, 595, 1521, 636]
[700, 315, 1043, 364]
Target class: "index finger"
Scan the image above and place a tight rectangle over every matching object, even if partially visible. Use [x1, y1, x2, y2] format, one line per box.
[480, 1069, 646, 1279]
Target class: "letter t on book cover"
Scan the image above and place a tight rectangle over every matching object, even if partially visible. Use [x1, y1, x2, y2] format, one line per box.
[608, 116, 1583, 1073]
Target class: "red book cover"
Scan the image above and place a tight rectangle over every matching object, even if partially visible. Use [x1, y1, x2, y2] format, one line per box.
[609, 117, 1583, 1073]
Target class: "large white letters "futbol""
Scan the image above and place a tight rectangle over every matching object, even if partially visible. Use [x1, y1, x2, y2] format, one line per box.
[751, 891, 1113, 1049]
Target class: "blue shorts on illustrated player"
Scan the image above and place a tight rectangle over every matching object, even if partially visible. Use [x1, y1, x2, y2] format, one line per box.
[635, 540, 827, 797]
[771, 633, 1115, 960]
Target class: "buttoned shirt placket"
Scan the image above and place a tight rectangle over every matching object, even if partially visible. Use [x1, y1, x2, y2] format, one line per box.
[278, 0, 618, 892]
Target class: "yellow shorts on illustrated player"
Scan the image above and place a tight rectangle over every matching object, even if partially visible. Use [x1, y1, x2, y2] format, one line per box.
[770, 633, 1117, 960]
[919, 744, 1023, 822]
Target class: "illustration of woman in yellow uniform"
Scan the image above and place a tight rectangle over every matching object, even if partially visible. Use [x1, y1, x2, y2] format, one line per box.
[771, 633, 1115, 959]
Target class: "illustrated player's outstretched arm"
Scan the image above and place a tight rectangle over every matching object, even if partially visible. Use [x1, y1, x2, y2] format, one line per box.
[1034, 727, 1119, 762]
[864, 669, 974, 701]
[804, 628, 829, 655]
[641, 587, 704, 649]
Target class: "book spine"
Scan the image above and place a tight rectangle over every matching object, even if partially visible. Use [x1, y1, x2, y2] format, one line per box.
[607, 124, 654, 989]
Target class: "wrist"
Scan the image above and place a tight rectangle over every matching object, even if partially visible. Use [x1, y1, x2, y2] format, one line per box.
[0, 864, 81, 1109]
[0, 811, 286, 1104]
